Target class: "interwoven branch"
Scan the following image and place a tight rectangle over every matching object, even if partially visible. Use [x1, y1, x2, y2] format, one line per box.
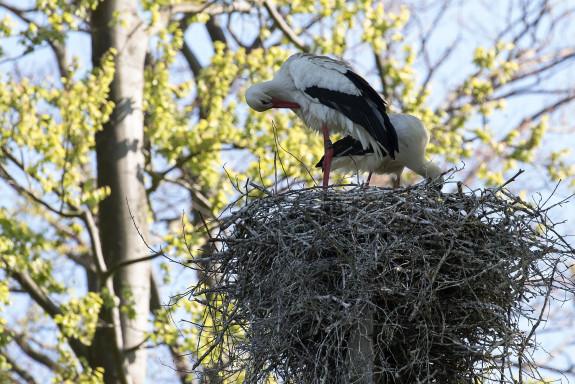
[184, 180, 574, 383]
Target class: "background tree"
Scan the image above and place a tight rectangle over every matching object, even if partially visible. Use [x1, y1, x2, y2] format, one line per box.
[0, 0, 573, 383]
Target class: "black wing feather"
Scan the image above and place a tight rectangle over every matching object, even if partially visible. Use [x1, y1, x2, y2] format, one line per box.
[315, 135, 387, 168]
[304, 69, 399, 159]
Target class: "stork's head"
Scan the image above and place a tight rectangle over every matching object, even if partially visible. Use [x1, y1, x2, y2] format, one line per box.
[245, 82, 301, 112]
[246, 83, 273, 112]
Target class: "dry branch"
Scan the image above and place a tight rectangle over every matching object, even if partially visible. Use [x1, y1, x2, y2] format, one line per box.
[184, 179, 574, 383]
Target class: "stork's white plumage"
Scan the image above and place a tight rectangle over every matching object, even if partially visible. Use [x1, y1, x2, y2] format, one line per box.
[316, 114, 443, 188]
[245, 53, 399, 187]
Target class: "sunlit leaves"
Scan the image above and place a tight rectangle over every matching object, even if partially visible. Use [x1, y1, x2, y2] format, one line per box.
[53, 357, 105, 384]
[0, 355, 12, 383]
[0, 13, 14, 42]
[362, 3, 409, 53]
[148, 297, 250, 383]
[99, 287, 117, 309]
[473, 46, 496, 70]
[0, 44, 114, 381]
[509, 117, 548, 163]
[54, 292, 103, 345]
[0, 50, 115, 210]
[150, 299, 201, 351]
[0, 283, 10, 341]
[161, 224, 204, 263]
[468, 42, 518, 108]
[477, 163, 505, 186]
[119, 286, 137, 320]
[12, 0, 99, 56]
[285, 0, 316, 14]
[144, 21, 190, 164]
[427, 39, 530, 184]
[0, 208, 65, 294]
[547, 149, 575, 186]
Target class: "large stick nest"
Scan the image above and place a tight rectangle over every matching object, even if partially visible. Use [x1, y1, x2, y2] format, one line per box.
[186, 179, 574, 383]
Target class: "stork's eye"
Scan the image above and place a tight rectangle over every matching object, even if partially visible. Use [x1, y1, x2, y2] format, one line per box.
[260, 100, 271, 105]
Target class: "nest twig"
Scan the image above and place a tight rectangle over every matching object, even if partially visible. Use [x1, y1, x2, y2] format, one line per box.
[183, 177, 574, 383]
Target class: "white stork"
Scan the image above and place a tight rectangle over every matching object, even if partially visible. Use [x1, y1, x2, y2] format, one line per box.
[245, 53, 399, 187]
[316, 114, 443, 188]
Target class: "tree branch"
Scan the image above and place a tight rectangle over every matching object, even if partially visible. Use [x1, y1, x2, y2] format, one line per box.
[512, 47, 575, 84]
[153, 1, 253, 36]
[1, 350, 38, 384]
[0, 154, 82, 218]
[32, 213, 96, 273]
[47, 38, 69, 79]
[417, 35, 460, 103]
[263, 0, 310, 52]
[163, 1, 252, 16]
[80, 209, 108, 290]
[179, 19, 204, 79]
[205, 16, 227, 46]
[513, 93, 575, 134]
[373, 52, 387, 101]
[6, 326, 62, 372]
[8, 270, 89, 359]
[181, 41, 203, 78]
[105, 252, 162, 279]
[100, 198, 163, 279]
[10, 272, 61, 317]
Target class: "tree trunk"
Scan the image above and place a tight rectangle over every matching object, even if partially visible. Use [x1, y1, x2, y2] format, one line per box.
[91, 0, 150, 382]
[347, 307, 375, 384]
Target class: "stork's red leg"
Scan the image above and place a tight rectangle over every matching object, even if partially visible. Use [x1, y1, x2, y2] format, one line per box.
[321, 122, 333, 187]
[365, 171, 373, 187]
[395, 175, 401, 188]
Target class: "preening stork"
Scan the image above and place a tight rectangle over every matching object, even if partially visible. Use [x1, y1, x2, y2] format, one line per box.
[316, 114, 443, 187]
[245, 53, 399, 187]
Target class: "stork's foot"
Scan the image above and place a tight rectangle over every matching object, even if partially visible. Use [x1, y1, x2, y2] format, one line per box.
[362, 171, 373, 188]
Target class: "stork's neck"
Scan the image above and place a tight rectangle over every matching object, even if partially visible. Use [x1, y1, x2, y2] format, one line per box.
[414, 160, 443, 182]
[266, 76, 298, 100]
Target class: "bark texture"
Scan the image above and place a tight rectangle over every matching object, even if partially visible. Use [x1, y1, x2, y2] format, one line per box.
[91, 0, 150, 382]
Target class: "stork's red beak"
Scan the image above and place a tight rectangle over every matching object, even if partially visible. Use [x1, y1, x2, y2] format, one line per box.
[270, 97, 301, 109]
